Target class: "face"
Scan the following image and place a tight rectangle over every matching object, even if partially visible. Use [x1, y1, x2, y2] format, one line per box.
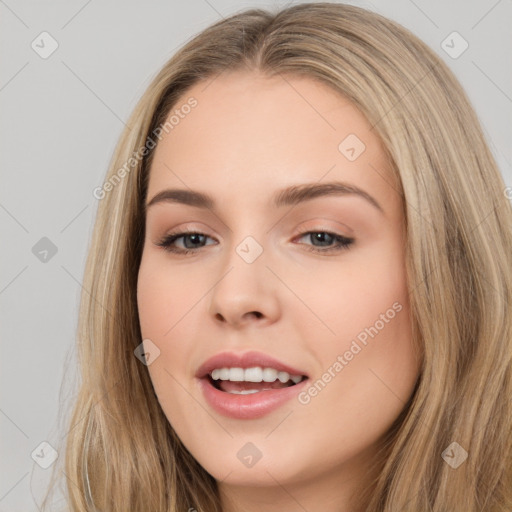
[137, 70, 420, 509]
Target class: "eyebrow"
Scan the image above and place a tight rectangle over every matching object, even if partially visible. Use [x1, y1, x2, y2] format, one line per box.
[145, 181, 384, 214]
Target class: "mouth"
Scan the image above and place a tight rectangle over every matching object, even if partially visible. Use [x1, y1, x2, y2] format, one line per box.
[207, 366, 307, 394]
[196, 351, 309, 419]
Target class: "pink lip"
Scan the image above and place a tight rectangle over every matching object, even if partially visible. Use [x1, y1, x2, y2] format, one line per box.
[195, 351, 309, 420]
[197, 375, 309, 420]
[195, 350, 307, 379]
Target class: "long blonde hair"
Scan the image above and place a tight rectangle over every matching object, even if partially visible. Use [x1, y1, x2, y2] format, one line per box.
[42, 3, 512, 511]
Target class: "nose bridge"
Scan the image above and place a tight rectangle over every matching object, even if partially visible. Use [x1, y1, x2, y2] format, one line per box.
[207, 229, 280, 325]
[221, 231, 268, 298]
[234, 234, 266, 266]
[222, 213, 270, 274]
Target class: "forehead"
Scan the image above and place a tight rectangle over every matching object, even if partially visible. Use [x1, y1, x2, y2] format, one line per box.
[146, 70, 401, 219]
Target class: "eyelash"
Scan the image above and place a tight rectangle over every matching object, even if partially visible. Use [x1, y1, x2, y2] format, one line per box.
[155, 229, 354, 255]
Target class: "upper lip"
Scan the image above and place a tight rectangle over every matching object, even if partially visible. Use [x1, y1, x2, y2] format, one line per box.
[196, 350, 308, 379]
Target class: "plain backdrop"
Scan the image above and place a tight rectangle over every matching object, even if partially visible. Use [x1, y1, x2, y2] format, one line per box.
[1, 0, 511, 510]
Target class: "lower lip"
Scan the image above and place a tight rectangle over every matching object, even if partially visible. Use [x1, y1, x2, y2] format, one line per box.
[198, 377, 308, 419]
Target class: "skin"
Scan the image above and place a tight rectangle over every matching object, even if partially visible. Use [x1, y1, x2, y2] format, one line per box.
[137, 70, 421, 512]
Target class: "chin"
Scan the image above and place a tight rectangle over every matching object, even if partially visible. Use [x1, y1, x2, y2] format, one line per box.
[185, 439, 312, 487]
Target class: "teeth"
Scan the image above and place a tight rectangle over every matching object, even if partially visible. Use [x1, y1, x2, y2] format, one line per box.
[229, 367, 245, 382]
[209, 366, 303, 384]
[262, 368, 278, 382]
[219, 368, 230, 380]
[245, 367, 263, 382]
[227, 389, 262, 394]
[277, 371, 289, 383]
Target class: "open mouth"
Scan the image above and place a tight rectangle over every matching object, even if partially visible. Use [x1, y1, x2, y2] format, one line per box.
[207, 367, 308, 395]
[198, 359, 310, 418]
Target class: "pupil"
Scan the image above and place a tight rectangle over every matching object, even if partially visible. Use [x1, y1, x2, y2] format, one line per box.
[185, 234, 204, 248]
[313, 232, 333, 246]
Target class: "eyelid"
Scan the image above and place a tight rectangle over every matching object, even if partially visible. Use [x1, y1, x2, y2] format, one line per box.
[292, 218, 354, 239]
[158, 223, 216, 238]
[155, 228, 355, 257]
[152, 215, 357, 254]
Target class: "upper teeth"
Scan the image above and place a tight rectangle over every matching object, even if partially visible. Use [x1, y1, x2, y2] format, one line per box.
[210, 367, 303, 384]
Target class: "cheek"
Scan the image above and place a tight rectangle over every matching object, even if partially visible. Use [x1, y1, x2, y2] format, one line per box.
[303, 239, 417, 399]
[137, 255, 164, 334]
[137, 253, 200, 339]
[296, 241, 409, 346]
[293, 258, 417, 464]
[337, 265, 416, 418]
[137, 259, 195, 431]
[136, 253, 209, 393]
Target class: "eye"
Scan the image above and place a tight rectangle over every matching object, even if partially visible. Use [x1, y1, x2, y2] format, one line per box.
[294, 230, 354, 253]
[155, 229, 354, 255]
[155, 230, 216, 255]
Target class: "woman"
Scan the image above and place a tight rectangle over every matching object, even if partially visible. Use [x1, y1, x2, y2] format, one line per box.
[43, 3, 512, 511]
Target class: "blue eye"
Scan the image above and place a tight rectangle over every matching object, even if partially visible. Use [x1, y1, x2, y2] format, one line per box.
[295, 231, 354, 253]
[155, 230, 354, 255]
[156, 231, 215, 255]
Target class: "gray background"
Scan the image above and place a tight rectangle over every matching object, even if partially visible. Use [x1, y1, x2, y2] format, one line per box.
[1, 0, 511, 510]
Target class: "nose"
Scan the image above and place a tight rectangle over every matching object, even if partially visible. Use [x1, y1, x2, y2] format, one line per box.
[207, 239, 281, 329]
